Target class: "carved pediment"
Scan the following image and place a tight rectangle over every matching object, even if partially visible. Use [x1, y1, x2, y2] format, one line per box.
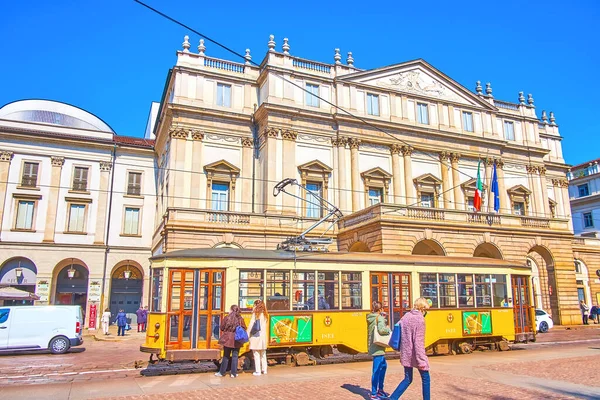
[461, 178, 488, 193]
[360, 167, 392, 180]
[413, 173, 442, 186]
[203, 159, 240, 175]
[339, 59, 495, 109]
[298, 159, 332, 174]
[507, 184, 531, 197]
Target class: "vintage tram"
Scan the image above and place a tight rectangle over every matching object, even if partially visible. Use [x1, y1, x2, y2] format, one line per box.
[140, 247, 535, 366]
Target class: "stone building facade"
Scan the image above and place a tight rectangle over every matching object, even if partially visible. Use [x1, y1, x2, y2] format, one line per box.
[0, 100, 155, 328]
[151, 35, 581, 324]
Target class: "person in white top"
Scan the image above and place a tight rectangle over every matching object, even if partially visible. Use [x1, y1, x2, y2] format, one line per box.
[247, 299, 268, 376]
[101, 308, 112, 335]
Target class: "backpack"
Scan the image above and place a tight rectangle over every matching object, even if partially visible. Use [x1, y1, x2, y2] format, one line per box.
[235, 325, 249, 343]
[250, 319, 261, 336]
[389, 321, 402, 351]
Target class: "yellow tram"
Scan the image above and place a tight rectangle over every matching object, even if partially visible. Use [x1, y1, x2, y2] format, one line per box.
[141, 248, 535, 365]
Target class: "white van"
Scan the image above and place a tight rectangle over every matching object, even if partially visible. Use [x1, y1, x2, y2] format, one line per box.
[0, 305, 84, 354]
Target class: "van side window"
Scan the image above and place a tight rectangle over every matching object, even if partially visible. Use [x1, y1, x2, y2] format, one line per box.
[0, 309, 9, 323]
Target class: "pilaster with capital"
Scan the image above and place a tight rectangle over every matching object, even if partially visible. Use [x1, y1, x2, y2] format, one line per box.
[263, 127, 279, 212]
[240, 137, 254, 212]
[348, 138, 361, 211]
[390, 144, 405, 204]
[43, 156, 66, 242]
[94, 159, 113, 244]
[551, 178, 565, 219]
[495, 159, 507, 213]
[538, 166, 551, 216]
[282, 130, 297, 214]
[451, 153, 462, 210]
[336, 138, 349, 213]
[526, 165, 544, 217]
[401, 146, 415, 204]
[190, 131, 206, 209]
[439, 151, 451, 209]
[484, 158, 494, 212]
[0, 151, 14, 236]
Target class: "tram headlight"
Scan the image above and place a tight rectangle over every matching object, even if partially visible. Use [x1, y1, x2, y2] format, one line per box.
[155, 322, 160, 330]
[154, 333, 160, 340]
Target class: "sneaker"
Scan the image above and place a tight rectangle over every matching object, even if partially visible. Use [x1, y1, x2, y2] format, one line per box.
[369, 395, 379, 400]
[230, 374, 238, 378]
[377, 390, 390, 399]
[214, 372, 224, 377]
[262, 371, 267, 375]
[253, 372, 261, 376]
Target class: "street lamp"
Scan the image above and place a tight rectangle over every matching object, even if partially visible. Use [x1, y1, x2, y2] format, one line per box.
[67, 258, 76, 279]
[123, 260, 131, 280]
[15, 261, 23, 279]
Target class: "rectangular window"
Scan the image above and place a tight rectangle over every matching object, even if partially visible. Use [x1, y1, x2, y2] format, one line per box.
[317, 272, 338, 310]
[513, 202, 525, 216]
[467, 197, 475, 212]
[216, 83, 231, 107]
[239, 270, 263, 310]
[15, 200, 35, 230]
[457, 274, 474, 307]
[72, 166, 89, 191]
[491, 274, 507, 307]
[293, 271, 316, 310]
[306, 182, 322, 218]
[420, 193, 433, 208]
[211, 182, 229, 211]
[67, 204, 86, 232]
[462, 111, 474, 132]
[417, 103, 429, 124]
[266, 271, 290, 311]
[151, 268, 163, 312]
[578, 184, 590, 197]
[123, 207, 140, 235]
[367, 93, 380, 116]
[127, 172, 142, 196]
[368, 188, 382, 206]
[305, 83, 320, 107]
[21, 162, 39, 188]
[420, 273, 438, 308]
[475, 275, 492, 307]
[341, 272, 362, 309]
[439, 273, 457, 308]
[584, 212, 594, 228]
[504, 121, 515, 141]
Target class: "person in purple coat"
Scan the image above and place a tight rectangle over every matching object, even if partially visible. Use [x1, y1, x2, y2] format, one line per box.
[135, 306, 147, 332]
[390, 297, 431, 400]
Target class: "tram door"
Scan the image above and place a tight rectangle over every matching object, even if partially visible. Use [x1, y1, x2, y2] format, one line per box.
[511, 275, 533, 334]
[370, 272, 411, 326]
[197, 270, 225, 350]
[167, 270, 194, 350]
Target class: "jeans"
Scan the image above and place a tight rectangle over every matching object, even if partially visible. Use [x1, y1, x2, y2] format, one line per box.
[390, 367, 430, 400]
[117, 325, 126, 336]
[371, 355, 388, 395]
[253, 350, 267, 373]
[219, 347, 239, 376]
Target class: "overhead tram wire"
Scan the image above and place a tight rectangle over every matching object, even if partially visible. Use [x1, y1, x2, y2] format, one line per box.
[132, 0, 485, 204]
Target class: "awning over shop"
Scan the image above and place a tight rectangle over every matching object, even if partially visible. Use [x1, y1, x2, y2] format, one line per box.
[0, 286, 40, 301]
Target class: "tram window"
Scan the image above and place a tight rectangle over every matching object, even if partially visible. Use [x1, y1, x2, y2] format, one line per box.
[294, 272, 316, 310]
[419, 273, 438, 308]
[239, 270, 263, 310]
[475, 275, 492, 307]
[457, 274, 474, 307]
[318, 272, 338, 310]
[266, 271, 290, 311]
[439, 274, 457, 308]
[151, 269, 163, 312]
[170, 286, 181, 311]
[169, 315, 179, 342]
[492, 274, 507, 307]
[342, 272, 362, 309]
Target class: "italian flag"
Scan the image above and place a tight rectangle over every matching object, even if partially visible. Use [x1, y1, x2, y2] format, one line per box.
[473, 159, 483, 212]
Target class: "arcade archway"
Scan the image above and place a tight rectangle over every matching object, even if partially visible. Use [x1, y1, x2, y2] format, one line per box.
[0, 257, 38, 305]
[54, 259, 89, 308]
[412, 239, 446, 256]
[109, 260, 144, 320]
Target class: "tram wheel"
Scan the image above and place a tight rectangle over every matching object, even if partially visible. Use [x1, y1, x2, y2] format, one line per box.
[458, 342, 473, 354]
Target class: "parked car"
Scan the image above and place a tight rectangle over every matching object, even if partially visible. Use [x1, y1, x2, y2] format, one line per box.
[0, 305, 84, 354]
[535, 308, 553, 333]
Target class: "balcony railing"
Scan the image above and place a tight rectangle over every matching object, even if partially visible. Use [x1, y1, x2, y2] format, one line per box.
[20, 176, 37, 187]
[468, 212, 501, 225]
[406, 207, 445, 221]
[127, 184, 141, 196]
[204, 57, 245, 74]
[520, 217, 550, 229]
[494, 100, 519, 111]
[207, 211, 251, 224]
[292, 57, 332, 74]
[72, 180, 88, 191]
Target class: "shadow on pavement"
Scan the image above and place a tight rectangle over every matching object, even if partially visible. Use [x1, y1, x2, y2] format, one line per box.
[0, 347, 86, 356]
[530, 384, 600, 400]
[446, 384, 527, 400]
[340, 383, 370, 399]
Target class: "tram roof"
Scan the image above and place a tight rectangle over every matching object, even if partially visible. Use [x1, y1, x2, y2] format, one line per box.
[151, 248, 525, 268]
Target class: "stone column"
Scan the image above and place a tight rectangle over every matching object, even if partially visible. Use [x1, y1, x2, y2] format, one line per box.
[451, 153, 463, 210]
[484, 158, 493, 212]
[439, 151, 451, 209]
[402, 146, 415, 205]
[552, 178, 564, 218]
[538, 167, 551, 217]
[349, 138, 361, 212]
[336, 138, 349, 213]
[43, 156, 65, 242]
[560, 180, 573, 230]
[168, 128, 187, 208]
[264, 127, 279, 213]
[0, 151, 14, 235]
[496, 159, 507, 213]
[190, 130, 205, 209]
[93, 160, 112, 244]
[390, 144, 405, 204]
[332, 139, 339, 208]
[527, 165, 543, 217]
[240, 137, 253, 213]
[281, 129, 297, 215]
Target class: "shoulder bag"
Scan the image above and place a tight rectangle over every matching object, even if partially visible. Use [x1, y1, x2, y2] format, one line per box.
[373, 316, 391, 347]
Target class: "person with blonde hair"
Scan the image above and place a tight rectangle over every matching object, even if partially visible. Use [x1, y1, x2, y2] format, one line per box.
[247, 299, 269, 376]
[390, 297, 431, 400]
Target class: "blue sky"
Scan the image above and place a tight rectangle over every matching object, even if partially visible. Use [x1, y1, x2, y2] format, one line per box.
[1, 0, 598, 166]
